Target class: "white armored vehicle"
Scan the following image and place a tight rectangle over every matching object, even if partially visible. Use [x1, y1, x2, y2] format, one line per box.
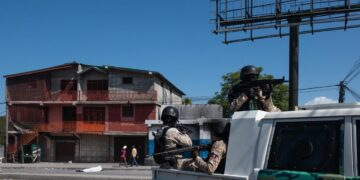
[152, 104, 360, 180]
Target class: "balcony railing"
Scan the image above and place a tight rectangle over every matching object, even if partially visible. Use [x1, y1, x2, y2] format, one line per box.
[85, 90, 109, 101]
[76, 121, 105, 132]
[52, 91, 78, 101]
[106, 122, 147, 132]
[63, 121, 76, 132]
[82, 90, 157, 101]
[35, 120, 148, 134]
[8, 89, 157, 102]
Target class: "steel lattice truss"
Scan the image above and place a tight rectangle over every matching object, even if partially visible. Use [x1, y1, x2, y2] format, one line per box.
[212, 0, 360, 43]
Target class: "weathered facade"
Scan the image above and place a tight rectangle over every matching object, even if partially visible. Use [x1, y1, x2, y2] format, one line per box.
[4, 62, 184, 162]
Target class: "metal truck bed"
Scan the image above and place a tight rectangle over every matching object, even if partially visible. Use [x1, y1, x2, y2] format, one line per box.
[152, 168, 246, 180]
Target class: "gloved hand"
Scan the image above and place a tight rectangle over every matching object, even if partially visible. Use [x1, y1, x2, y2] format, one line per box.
[261, 84, 272, 97]
[255, 88, 267, 101]
[192, 149, 199, 159]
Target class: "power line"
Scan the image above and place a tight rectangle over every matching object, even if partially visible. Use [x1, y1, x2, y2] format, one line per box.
[345, 86, 360, 101]
[343, 57, 360, 82]
[298, 84, 338, 91]
[299, 87, 338, 94]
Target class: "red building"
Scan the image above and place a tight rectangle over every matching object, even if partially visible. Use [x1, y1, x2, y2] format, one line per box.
[4, 62, 184, 162]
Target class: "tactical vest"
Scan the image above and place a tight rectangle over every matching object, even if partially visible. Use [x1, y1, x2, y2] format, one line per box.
[153, 127, 169, 164]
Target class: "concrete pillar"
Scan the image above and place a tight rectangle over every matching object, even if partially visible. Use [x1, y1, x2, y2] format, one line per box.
[199, 123, 211, 158]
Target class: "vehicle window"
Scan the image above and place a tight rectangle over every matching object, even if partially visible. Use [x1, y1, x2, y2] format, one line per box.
[267, 120, 344, 174]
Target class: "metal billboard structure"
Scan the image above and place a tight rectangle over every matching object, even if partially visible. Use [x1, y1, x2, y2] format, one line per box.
[212, 0, 360, 110]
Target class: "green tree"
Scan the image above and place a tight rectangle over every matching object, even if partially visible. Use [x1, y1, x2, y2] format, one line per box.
[208, 67, 288, 117]
[182, 97, 192, 105]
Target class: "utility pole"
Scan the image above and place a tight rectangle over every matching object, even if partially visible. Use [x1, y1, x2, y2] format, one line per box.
[339, 81, 345, 103]
[288, 18, 300, 111]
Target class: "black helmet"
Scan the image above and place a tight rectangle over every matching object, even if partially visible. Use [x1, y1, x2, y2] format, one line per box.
[240, 65, 259, 81]
[211, 120, 230, 140]
[161, 106, 179, 124]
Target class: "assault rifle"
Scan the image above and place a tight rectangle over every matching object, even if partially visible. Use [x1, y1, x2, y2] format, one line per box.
[153, 144, 212, 158]
[230, 76, 288, 97]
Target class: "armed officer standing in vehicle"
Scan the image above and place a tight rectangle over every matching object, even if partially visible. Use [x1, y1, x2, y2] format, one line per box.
[153, 106, 193, 169]
[228, 65, 281, 112]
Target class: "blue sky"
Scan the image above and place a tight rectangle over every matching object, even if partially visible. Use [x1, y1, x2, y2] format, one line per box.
[1, 0, 360, 114]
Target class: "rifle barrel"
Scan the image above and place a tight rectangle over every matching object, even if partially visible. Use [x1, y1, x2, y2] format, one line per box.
[153, 144, 211, 157]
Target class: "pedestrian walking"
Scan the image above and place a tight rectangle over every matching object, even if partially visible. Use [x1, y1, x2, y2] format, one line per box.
[119, 145, 128, 167]
[131, 145, 138, 167]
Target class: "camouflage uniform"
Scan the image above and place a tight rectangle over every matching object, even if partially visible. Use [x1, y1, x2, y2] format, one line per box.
[161, 126, 193, 169]
[229, 89, 280, 112]
[181, 140, 227, 174]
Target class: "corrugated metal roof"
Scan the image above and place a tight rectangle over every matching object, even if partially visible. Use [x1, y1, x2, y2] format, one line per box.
[3, 62, 78, 78]
[3, 62, 185, 96]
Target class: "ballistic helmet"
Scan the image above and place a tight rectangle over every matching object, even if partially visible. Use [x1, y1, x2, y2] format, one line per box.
[161, 106, 179, 124]
[240, 65, 259, 82]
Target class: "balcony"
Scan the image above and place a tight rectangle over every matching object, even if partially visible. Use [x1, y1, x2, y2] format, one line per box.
[44, 90, 78, 101]
[37, 120, 105, 133]
[63, 121, 76, 132]
[106, 122, 147, 132]
[76, 121, 105, 133]
[35, 120, 150, 134]
[82, 90, 157, 101]
[85, 90, 109, 101]
[8, 90, 157, 102]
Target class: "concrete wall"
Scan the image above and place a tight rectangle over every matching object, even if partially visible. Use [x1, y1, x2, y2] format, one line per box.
[48, 105, 63, 132]
[50, 68, 78, 98]
[108, 71, 154, 92]
[154, 79, 182, 105]
[79, 70, 108, 101]
[161, 104, 223, 119]
[106, 104, 156, 132]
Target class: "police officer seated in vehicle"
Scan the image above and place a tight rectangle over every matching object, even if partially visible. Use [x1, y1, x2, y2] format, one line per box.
[228, 65, 280, 112]
[153, 106, 192, 169]
[182, 119, 229, 174]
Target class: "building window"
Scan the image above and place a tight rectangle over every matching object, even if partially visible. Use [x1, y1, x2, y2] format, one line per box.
[61, 80, 77, 91]
[87, 80, 108, 90]
[62, 107, 76, 121]
[122, 105, 134, 118]
[122, 77, 133, 84]
[83, 107, 105, 121]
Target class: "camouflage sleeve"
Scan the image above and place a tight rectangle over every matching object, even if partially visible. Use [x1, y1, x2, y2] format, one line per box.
[194, 156, 211, 174]
[230, 93, 248, 112]
[257, 89, 281, 112]
[171, 128, 193, 148]
[195, 140, 226, 174]
[260, 96, 281, 112]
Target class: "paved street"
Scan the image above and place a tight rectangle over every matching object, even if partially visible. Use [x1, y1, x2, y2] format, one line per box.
[0, 163, 154, 179]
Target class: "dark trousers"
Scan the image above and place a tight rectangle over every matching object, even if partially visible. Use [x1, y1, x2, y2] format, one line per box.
[119, 157, 127, 167]
[131, 157, 138, 166]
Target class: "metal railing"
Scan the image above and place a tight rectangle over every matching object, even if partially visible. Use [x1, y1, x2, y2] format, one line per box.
[7, 89, 157, 102]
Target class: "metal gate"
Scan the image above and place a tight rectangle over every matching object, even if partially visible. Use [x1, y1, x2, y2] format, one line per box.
[55, 141, 75, 162]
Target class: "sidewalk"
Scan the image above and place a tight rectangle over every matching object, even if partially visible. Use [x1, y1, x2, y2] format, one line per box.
[1, 162, 156, 170]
